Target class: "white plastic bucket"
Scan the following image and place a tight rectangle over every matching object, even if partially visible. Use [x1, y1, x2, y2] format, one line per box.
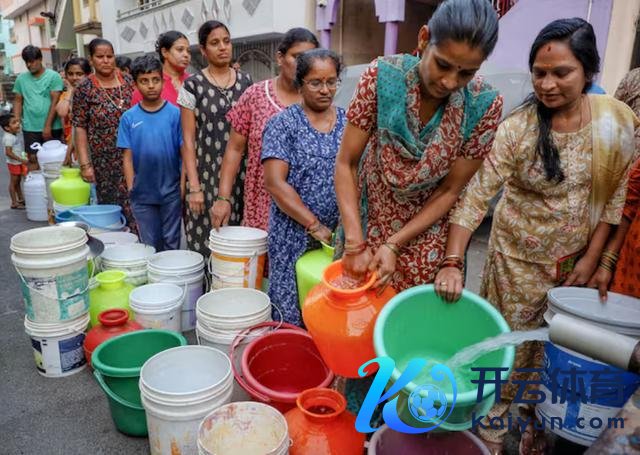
[147, 250, 205, 332]
[537, 287, 640, 446]
[129, 283, 183, 332]
[92, 231, 139, 248]
[140, 346, 233, 455]
[208, 226, 267, 290]
[11, 226, 90, 322]
[100, 244, 156, 286]
[195, 288, 272, 329]
[197, 401, 289, 455]
[23, 313, 90, 378]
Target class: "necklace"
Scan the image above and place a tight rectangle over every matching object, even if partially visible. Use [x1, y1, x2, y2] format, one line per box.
[207, 67, 233, 105]
[96, 73, 125, 110]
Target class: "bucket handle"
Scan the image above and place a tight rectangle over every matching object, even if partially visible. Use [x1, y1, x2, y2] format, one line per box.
[230, 321, 306, 403]
[14, 264, 93, 303]
[195, 303, 284, 346]
[72, 212, 127, 231]
[93, 370, 145, 411]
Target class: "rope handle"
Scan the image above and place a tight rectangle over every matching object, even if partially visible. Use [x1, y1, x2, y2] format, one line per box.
[230, 320, 304, 402]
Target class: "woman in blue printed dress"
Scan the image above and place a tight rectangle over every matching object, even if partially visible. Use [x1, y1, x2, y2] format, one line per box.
[262, 49, 346, 326]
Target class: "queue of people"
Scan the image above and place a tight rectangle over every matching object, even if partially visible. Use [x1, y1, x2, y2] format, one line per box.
[7, 0, 640, 453]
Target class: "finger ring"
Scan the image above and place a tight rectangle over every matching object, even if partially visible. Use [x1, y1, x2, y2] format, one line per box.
[439, 281, 446, 286]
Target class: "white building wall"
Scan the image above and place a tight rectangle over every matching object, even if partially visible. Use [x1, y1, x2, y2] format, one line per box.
[101, 0, 315, 56]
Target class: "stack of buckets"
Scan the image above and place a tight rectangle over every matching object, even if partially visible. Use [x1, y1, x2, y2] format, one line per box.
[11, 226, 91, 377]
[147, 250, 206, 331]
[196, 288, 273, 400]
[100, 243, 156, 286]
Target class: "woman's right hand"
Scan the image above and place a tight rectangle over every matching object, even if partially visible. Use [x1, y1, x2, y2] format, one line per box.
[188, 191, 205, 216]
[342, 247, 374, 281]
[81, 165, 95, 183]
[210, 199, 231, 229]
[434, 267, 464, 303]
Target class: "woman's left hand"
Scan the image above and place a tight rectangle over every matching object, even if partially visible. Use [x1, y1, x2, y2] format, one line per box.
[563, 254, 598, 286]
[310, 224, 333, 244]
[369, 245, 397, 291]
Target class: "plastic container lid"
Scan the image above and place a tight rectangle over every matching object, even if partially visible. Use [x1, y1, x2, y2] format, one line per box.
[209, 226, 268, 244]
[10, 226, 86, 254]
[547, 287, 640, 332]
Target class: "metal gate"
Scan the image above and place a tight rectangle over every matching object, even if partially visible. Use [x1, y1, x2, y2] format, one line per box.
[233, 38, 280, 82]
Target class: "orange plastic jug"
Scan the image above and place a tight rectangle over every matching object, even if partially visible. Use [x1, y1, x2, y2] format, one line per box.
[302, 260, 396, 378]
[285, 388, 365, 455]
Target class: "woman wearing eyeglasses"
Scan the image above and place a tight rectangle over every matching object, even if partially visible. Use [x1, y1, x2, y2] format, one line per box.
[261, 49, 346, 326]
[334, 0, 502, 292]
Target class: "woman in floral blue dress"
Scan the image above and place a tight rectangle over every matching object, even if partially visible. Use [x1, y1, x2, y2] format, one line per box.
[262, 49, 346, 326]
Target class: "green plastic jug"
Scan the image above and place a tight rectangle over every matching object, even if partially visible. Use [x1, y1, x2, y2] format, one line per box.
[89, 270, 135, 327]
[296, 242, 335, 309]
[50, 167, 91, 206]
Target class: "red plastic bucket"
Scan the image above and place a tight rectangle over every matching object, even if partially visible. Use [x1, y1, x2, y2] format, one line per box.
[231, 321, 334, 413]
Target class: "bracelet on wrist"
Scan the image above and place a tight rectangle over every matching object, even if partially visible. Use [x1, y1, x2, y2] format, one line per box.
[80, 162, 92, 169]
[343, 242, 367, 256]
[216, 195, 231, 204]
[383, 242, 401, 257]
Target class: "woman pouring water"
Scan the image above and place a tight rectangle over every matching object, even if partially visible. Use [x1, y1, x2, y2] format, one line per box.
[435, 18, 638, 454]
[334, 0, 503, 292]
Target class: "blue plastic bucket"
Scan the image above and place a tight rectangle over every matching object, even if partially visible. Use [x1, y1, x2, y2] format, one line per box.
[56, 205, 126, 230]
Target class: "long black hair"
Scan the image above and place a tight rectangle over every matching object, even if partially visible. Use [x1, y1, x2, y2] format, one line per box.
[527, 18, 600, 182]
[427, 0, 499, 57]
[277, 28, 319, 56]
[156, 30, 188, 62]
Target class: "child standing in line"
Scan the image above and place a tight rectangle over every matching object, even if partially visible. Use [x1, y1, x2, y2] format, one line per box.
[1, 114, 28, 209]
[117, 55, 182, 251]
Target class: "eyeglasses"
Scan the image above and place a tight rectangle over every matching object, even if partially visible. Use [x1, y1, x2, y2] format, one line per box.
[302, 78, 340, 91]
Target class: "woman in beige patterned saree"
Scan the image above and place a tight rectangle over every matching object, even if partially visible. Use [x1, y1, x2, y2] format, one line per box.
[435, 18, 638, 455]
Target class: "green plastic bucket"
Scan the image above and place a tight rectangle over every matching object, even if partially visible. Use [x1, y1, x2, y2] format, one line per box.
[374, 285, 515, 431]
[91, 329, 187, 436]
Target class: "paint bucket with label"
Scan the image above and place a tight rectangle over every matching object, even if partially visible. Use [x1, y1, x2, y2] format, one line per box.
[538, 287, 640, 446]
[24, 313, 90, 377]
[147, 250, 205, 332]
[140, 346, 234, 455]
[208, 226, 267, 290]
[197, 402, 290, 455]
[11, 226, 90, 323]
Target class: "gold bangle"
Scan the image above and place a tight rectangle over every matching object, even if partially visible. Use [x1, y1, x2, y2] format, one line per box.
[383, 242, 401, 257]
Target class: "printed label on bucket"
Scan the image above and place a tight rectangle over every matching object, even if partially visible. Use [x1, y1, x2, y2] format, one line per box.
[537, 342, 640, 443]
[22, 267, 89, 321]
[210, 253, 264, 290]
[30, 333, 86, 375]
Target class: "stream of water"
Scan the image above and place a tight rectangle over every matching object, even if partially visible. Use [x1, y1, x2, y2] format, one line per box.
[446, 327, 550, 370]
